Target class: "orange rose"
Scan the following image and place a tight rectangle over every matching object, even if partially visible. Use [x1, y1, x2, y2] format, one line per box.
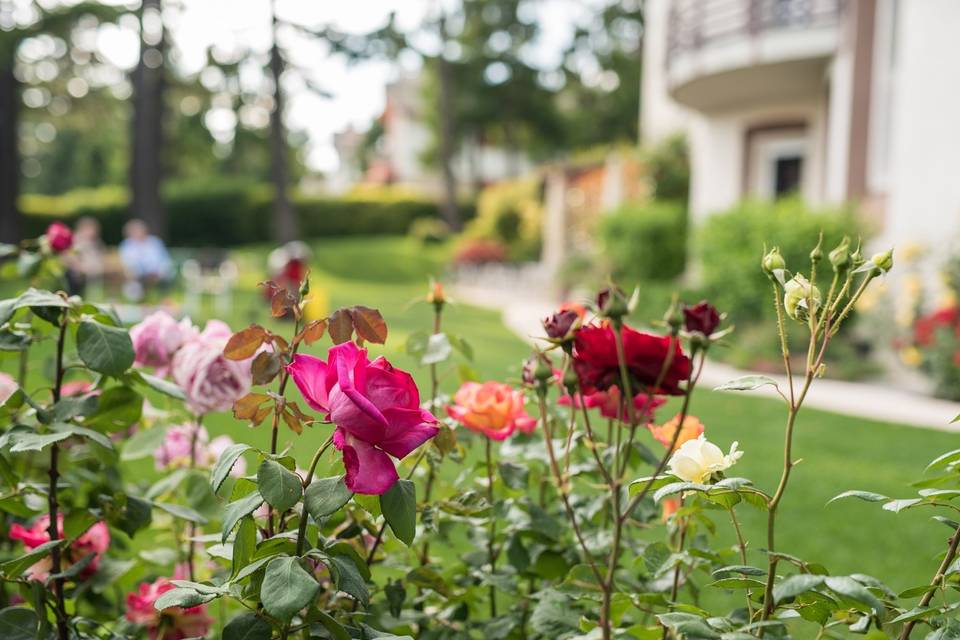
[649, 414, 705, 451]
[661, 497, 680, 522]
[447, 381, 537, 440]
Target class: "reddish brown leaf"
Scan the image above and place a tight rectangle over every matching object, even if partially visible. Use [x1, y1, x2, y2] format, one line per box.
[224, 325, 268, 360]
[251, 351, 282, 385]
[270, 288, 298, 318]
[286, 401, 311, 422]
[271, 335, 290, 352]
[299, 319, 328, 346]
[351, 306, 388, 344]
[252, 405, 272, 427]
[281, 408, 303, 435]
[328, 308, 354, 345]
[233, 392, 270, 420]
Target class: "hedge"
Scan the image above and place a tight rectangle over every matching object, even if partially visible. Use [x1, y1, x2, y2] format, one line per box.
[599, 199, 688, 284]
[20, 181, 474, 247]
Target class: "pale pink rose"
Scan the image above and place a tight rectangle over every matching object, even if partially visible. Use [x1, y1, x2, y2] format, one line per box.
[171, 321, 252, 416]
[9, 514, 110, 581]
[125, 576, 212, 640]
[154, 423, 209, 471]
[0, 372, 17, 404]
[130, 312, 197, 374]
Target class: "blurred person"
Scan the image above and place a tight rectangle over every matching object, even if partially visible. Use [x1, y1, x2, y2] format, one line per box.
[119, 219, 173, 301]
[65, 217, 105, 297]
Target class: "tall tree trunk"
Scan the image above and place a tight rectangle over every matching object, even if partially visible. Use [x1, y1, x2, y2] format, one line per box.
[0, 64, 20, 244]
[269, 0, 297, 243]
[130, 0, 166, 238]
[436, 12, 461, 231]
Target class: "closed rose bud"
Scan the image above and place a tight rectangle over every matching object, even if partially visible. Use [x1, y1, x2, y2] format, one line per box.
[562, 367, 579, 394]
[682, 301, 721, 337]
[871, 249, 894, 274]
[663, 299, 683, 336]
[851, 243, 865, 268]
[521, 357, 537, 386]
[534, 357, 553, 384]
[829, 237, 851, 272]
[543, 309, 580, 341]
[809, 235, 823, 264]
[783, 274, 821, 322]
[426, 280, 446, 307]
[597, 286, 628, 320]
[762, 247, 786, 279]
[45, 222, 73, 253]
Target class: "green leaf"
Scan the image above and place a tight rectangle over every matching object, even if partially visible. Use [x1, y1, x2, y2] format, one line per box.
[0, 607, 39, 640]
[498, 461, 529, 490]
[530, 589, 580, 636]
[827, 490, 889, 505]
[314, 611, 350, 640]
[420, 333, 452, 365]
[121, 426, 168, 461]
[77, 320, 135, 377]
[883, 498, 923, 513]
[405, 566, 448, 596]
[889, 607, 938, 624]
[773, 574, 824, 604]
[222, 491, 264, 544]
[824, 575, 884, 614]
[304, 476, 353, 521]
[232, 517, 257, 577]
[51, 423, 114, 451]
[328, 552, 369, 605]
[210, 443, 252, 494]
[223, 612, 272, 640]
[134, 371, 186, 400]
[7, 431, 71, 453]
[257, 459, 303, 513]
[384, 580, 406, 618]
[260, 556, 319, 622]
[84, 386, 142, 432]
[380, 479, 416, 546]
[153, 502, 207, 524]
[714, 375, 780, 392]
[154, 587, 217, 610]
[2, 540, 66, 578]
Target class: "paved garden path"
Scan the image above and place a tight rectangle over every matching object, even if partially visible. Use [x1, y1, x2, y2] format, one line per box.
[455, 284, 960, 432]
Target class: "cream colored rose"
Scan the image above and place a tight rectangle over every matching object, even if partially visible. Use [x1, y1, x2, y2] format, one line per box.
[783, 274, 821, 322]
[667, 435, 743, 484]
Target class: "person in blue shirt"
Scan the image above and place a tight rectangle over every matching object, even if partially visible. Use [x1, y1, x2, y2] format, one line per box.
[119, 219, 173, 300]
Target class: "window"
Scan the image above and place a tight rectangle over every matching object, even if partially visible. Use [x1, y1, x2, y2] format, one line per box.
[773, 155, 803, 197]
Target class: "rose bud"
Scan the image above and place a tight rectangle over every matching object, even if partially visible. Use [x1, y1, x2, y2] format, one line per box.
[426, 280, 446, 308]
[521, 356, 537, 387]
[809, 235, 823, 264]
[761, 247, 786, 280]
[829, 236, 851, 273]
[871, 249, 894, 274]
[45, 222, 73, 253]
[783, 274, 821, 322]
[543, 308, 581, 341]
[596, 286, 628, 320]
[682, 301, 721, 337]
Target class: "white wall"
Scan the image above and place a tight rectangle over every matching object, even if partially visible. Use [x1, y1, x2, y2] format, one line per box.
[640, 0, 690, 142]
[882, 0, 960, 263]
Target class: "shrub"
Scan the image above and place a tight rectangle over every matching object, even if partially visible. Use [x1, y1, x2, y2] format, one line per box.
[599, 200, 688, 285]
[453, 238, 508, 265]
[408, 217, 451, 244]
[19, 181, 474, 246]
[699, 197, 865, 326]
[465, 176, 543, 261]
[643, 134, 689, 201]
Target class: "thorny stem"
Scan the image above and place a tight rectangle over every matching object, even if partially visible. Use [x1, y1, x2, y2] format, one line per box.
[669, 497, 688, 603]
[186, 417, 204, 582]
[267, 315, 302, 537]
[899, 525, 960, 640]
[294, 436, 335, 557]
[49, 313, 68, 640]
[485, 437, 498, 618]
[420, 303, 444, 565]
[729, 507, 753, 619]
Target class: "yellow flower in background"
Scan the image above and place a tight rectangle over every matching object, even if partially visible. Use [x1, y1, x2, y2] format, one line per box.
[900, 347, 923, 368]
[899, 242, 924, 264]
[650, 414, 705, 451]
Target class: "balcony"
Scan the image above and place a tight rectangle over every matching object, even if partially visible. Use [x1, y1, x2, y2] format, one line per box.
[666, 0, 843, 111]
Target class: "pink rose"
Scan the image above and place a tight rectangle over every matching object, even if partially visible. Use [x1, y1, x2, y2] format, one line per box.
[172, 321, 252, 416]
[288, 342, 439, 495]
[130, 311, 197, 374]
[126, 576, 212, 640]
[447, 381, 537, 440]
[0, 372, 17, 404]
[9, 514, 110, 581]
[45, 221, 73, 253]
[557, 384, 665, 425]
[154, 423, 209, 471]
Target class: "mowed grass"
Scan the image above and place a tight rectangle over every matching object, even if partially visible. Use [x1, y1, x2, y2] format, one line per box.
[3, 236, 957, 594]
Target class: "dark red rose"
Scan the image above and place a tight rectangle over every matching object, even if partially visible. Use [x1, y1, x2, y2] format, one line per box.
[45, 222, 73, 253]
[683, 301, 721, 336]
[572, 324, 690, 395]
[543, 309, 581, 340]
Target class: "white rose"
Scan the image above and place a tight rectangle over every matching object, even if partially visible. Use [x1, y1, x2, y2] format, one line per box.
[783, 274, 821, 322]
[667, 435, 743, 484]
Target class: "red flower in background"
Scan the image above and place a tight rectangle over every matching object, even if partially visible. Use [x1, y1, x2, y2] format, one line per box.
[573, 324, 690, 395]
[9, 514, 110, 582]
[558, 385, 665, 425]
[683, 301, 721, 337]
[45, 222, 73, 253]
[914, 306, 960, 347]
[126, 577, 212, 640]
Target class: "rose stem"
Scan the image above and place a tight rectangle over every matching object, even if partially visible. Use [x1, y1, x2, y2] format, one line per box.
[49, 310, 69, 640]
[485, 436, 498, 618]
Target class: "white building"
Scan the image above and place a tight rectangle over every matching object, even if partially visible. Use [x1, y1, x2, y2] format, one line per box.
[642, 0, 960, 266]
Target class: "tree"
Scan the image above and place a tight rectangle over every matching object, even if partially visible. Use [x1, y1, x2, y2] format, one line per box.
[130, 0, 167, 238]
[0, 1, 124, 242]
[268, 0, 297, 243]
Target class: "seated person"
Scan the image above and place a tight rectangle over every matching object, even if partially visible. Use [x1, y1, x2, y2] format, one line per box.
[119, 219, 173, 300]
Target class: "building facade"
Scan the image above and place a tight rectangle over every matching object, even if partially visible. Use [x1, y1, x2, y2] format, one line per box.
[642, 0, 960, 266]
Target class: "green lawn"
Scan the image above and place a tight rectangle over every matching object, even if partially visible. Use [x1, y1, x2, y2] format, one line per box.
[4, 235, 957, 595]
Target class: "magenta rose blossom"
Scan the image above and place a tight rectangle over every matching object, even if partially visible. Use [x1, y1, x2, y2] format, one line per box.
[172, 320, 252, 415]
[288, 342, 439, 495]
[9, 514, 110, 581]
[45, 221, 73, 253]
[130, 311, 197, 374]
[126, 576, 212, 640]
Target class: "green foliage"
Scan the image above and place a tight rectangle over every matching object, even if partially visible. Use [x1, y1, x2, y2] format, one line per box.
[699, 198, 864, 325]
[599, 199, 688, 284]
[643, 134, 690, 201]
[464, 176, 543, 260]
[20, 181, 476, 245]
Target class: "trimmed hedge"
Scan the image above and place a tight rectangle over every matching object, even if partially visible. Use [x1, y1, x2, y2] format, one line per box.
[20, 181, 474, 247]
[599, 200, 688, 284]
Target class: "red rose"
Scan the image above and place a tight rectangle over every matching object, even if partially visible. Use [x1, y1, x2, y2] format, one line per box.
[45, 222, 73, 253]
[683, 301, 721, 336]
[572, 324, 690, 395]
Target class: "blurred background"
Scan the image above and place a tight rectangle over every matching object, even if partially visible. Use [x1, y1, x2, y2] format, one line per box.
[2, 0, 960, 399]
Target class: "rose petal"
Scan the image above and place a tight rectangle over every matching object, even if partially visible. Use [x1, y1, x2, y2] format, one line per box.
[379, 408, 439, 459]
[336, 430, 399, 495]
[288, 354, 332, 413]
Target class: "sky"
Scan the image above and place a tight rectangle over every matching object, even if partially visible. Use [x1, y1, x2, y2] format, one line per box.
[84, 0, 603, 172]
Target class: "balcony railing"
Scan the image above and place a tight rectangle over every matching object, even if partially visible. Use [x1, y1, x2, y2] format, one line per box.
[667, 0, 843, 60]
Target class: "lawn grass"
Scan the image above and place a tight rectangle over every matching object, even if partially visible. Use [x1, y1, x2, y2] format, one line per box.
[3, 235, 956, 598]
